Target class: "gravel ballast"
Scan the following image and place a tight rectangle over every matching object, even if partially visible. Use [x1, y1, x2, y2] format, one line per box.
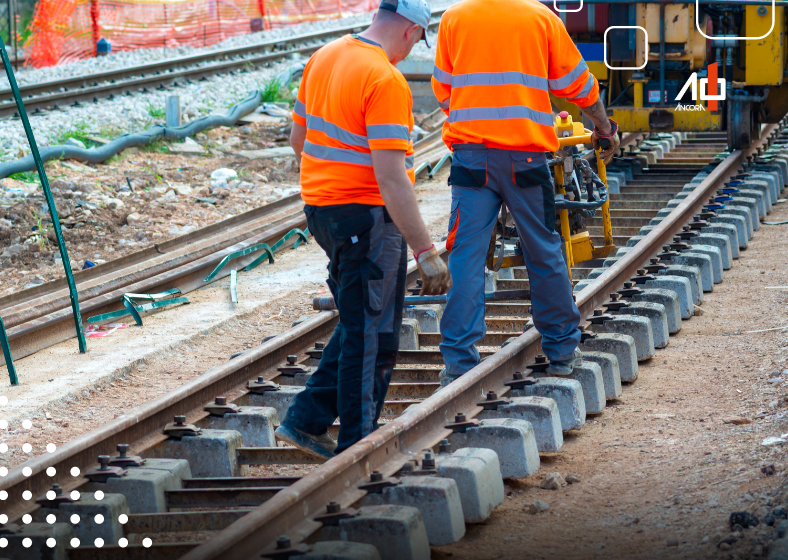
[0, 9, 443, 163]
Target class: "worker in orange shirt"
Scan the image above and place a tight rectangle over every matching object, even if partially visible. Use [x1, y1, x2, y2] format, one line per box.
[275, 0, 451, 459]
[432, 0, 620, 383]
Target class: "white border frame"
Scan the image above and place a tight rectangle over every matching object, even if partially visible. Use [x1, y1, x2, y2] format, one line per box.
[554, 0, 583, 13]
[695, 0, 775, 40]
[603, 26, 649, 70]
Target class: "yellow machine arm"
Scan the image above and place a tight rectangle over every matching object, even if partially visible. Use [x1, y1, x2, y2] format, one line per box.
[553, 111, 615, 279]
[484, 111, 615, 278]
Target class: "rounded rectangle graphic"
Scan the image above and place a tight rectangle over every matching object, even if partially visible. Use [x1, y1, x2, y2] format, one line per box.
[603, 26, 648, 71]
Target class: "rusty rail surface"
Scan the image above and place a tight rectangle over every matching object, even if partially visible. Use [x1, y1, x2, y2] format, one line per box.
[182, 128, 774, 560]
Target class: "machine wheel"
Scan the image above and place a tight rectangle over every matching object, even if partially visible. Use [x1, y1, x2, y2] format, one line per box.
[727, 100, 754, 151]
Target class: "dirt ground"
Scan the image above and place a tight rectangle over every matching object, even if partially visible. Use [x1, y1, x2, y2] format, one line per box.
[433, 200, 788, 559]
[0, 117, 299, 293]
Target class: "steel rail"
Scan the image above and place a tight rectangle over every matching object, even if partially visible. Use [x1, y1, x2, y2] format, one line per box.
[0, 252, 430, 522]
[183, 128, 774, 560]
[0, 197, 305, 365]
[0, 10, 446, 119]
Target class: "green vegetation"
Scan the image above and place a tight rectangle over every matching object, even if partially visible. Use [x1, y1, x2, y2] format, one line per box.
[9, 170, 39, 183]
[147, 102, 166, 120]
[141, 138, 168, 154]
[32, 211, 51, 249]
[53, 122, 103, 148]
[260, 76, 297, 106]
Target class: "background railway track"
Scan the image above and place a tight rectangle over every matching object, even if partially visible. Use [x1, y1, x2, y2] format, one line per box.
[1, 121, 784, 558]
[0, 10, 446, 120]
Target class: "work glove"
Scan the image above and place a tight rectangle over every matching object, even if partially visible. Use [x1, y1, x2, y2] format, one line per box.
[590, 118, 620, 165]
[416, 246, 452, 295]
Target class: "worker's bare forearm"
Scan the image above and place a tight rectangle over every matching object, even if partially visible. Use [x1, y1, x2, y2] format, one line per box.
[378, 174, 433, 254]
[371, 150, 433, 254]
[289, 122, 306, 165]
[580, 99, 612, 134]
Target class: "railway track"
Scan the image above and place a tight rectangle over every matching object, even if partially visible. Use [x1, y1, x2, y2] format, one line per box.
[1, 123, 785, 558]
[0, 115, 452, 366]
[0, 10, 445, 120]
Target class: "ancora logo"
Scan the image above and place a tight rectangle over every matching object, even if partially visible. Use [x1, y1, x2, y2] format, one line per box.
[676, 62, 725, 110]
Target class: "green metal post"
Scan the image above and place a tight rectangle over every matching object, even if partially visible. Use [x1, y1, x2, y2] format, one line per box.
[0, 36, 88, 353]
[0, 316, 17, 385]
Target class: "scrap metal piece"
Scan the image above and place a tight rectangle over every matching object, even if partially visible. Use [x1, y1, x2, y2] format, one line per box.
[109, 444, 146, 468]
[313, 502, 358, 526]
[205, 397, 240, 417]
[247, 376, 280, 394]
[84, 456, 127, 483]
[358, 470, 400, 494]
[230, 269, 238, 303]
[164, 416, 201, 438]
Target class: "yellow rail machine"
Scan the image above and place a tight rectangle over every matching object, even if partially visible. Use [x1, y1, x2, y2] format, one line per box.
[486, 111, 615, 279]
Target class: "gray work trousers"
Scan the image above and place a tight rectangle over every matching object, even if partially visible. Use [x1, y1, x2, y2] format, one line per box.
[439, 144, 581, 378]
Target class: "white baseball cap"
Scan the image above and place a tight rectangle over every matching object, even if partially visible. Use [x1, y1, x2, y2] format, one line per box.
[379, 0, 432, 47]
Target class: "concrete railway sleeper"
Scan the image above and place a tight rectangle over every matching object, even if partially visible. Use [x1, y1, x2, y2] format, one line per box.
[1, 122, 785, 558]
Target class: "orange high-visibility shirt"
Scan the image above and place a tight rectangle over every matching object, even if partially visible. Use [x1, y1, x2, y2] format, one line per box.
[292, 35, 416, 207]
[431, 0, 599, 152]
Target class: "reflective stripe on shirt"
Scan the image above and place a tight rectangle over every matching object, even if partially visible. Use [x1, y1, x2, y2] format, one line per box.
[452, 71, 548, 91]
[303, 140, 373, 166]
[306, 114, 368, 147]
[448, 105, 553, 127]
[367, 123, 410, 142]
[568, 73, 595, 102]
[548, 59, 588, 91]
[433, 65, 453, 85]
[304, 141, 414, 169]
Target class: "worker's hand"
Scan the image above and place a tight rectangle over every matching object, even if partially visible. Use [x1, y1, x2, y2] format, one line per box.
[590, 118, 620, 165]
[416, 247, 452, 295]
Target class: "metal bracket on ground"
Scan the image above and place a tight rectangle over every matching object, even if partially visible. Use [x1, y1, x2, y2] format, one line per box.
[244, 228, 310, 272]
[429, 152, 453, 179]
[230, 269, 238, 303]
[87, 289, 190, 325]
[205, 243, 274, 282]
[415, 161, 432, 178]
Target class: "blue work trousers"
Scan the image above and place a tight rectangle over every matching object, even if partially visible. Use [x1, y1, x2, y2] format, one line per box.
[440, 144, 581, 377]
[281, 204, 407, 453]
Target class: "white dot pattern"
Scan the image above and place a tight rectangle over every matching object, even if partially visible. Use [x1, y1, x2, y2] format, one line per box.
[0, 405, 156, 551]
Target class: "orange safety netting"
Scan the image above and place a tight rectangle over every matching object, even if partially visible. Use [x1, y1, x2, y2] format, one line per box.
[25, 0, 380, 68]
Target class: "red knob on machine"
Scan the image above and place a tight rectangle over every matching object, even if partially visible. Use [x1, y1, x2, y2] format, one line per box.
[559, 111, 569, 119]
